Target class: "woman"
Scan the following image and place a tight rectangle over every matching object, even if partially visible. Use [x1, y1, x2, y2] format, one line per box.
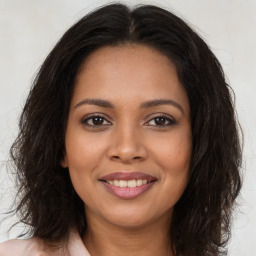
[0, 3, 241, 256]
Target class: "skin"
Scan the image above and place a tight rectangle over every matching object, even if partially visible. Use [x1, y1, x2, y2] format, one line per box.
[62, 44, 192, 256]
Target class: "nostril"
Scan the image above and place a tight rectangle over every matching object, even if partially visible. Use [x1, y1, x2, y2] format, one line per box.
[109, 155, 143, 163]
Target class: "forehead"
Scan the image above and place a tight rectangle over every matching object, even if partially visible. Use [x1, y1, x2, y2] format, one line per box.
[82, 44, 173, 68]
[79, 44, 175, 80]
[72, 44, 189, 113]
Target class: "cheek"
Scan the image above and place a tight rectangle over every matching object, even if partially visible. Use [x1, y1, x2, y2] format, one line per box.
[155, 131, 192, 172]
[65, 133, 107, 196]
[152, 131, 191, 202]
[66, 132, 106, 169]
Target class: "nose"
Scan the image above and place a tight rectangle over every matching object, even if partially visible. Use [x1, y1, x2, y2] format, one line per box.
[107, 124, 148, 164]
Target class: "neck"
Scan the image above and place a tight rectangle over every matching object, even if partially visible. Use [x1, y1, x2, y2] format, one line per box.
[83, 210, 174, 256]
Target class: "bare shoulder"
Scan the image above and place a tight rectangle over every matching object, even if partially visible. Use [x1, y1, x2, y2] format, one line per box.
[0, 237, 46, 256]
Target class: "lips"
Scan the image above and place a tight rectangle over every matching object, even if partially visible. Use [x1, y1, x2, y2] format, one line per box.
[99, 172, 157, 199]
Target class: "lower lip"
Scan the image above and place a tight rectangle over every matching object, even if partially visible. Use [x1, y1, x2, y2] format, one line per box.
[100, 181, 156, 199]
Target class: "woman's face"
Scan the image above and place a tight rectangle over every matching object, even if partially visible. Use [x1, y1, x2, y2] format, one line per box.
[62, 44, 192, 229]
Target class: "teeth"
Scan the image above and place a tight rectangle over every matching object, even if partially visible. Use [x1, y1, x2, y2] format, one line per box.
[128, 179, 136, 188]
[106, 179, 150, 187]
[137, 179, 142, 186]
[119, 180, 127, 187]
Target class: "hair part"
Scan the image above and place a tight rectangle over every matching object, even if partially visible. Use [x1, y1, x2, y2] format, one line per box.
[10, 3, 242, 256]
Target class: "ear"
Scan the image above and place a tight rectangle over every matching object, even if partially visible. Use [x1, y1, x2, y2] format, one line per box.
[61, 153, 69, 168]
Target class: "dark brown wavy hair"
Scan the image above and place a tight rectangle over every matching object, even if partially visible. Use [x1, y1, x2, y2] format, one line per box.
[9, 3, 242, 256]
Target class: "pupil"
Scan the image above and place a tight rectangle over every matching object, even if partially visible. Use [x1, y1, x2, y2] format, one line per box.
[155, 117, 165, 125]
[93, 117, 103, 125]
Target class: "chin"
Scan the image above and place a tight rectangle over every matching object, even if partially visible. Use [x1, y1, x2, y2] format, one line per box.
[99, 204, 173, 229]
[107, 215, 153, 229]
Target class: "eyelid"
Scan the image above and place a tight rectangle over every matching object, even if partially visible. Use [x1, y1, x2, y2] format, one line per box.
[80, 112, 176, 128]
[81, 113, 112, 127]
[144, 113, 177, 126]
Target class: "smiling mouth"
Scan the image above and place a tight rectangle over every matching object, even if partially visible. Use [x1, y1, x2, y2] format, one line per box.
[101, 179, 155, 188]
[99, 172, 157, 199]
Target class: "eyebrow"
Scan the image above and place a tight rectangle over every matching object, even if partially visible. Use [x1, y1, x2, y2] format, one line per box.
[74, 98, 184, 114]
[140, 99, 184, 114]
[75, 99, 114, 109]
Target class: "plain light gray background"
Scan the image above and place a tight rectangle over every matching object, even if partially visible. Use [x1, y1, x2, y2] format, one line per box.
[0, 0, 255, 255]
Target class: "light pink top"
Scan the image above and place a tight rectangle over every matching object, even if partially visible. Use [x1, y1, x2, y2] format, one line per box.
[0, 231, 91, 256]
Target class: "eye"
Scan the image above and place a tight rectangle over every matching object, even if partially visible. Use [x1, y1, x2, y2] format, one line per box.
[146, 114, 176, 127]
[81, 115, 112, 127]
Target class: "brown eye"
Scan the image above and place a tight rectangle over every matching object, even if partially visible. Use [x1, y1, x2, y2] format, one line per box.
[154, 117, 167, 125]
[91, 116, 104, 125]
[81, 115, 111, 127]
[146, 115, 176, 127]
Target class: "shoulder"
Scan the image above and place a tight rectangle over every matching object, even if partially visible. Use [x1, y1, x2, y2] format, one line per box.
[0, 231, 90, 256]
[0, 237, 46, 256]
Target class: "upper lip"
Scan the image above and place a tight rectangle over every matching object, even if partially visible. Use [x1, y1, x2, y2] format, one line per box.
[99, 172, 157, 181]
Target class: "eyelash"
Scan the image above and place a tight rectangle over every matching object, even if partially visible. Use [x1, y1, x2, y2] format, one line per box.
[81, 114, 111, 128]
[145, 114, 176, 127]
[81, 113, 176, 128]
